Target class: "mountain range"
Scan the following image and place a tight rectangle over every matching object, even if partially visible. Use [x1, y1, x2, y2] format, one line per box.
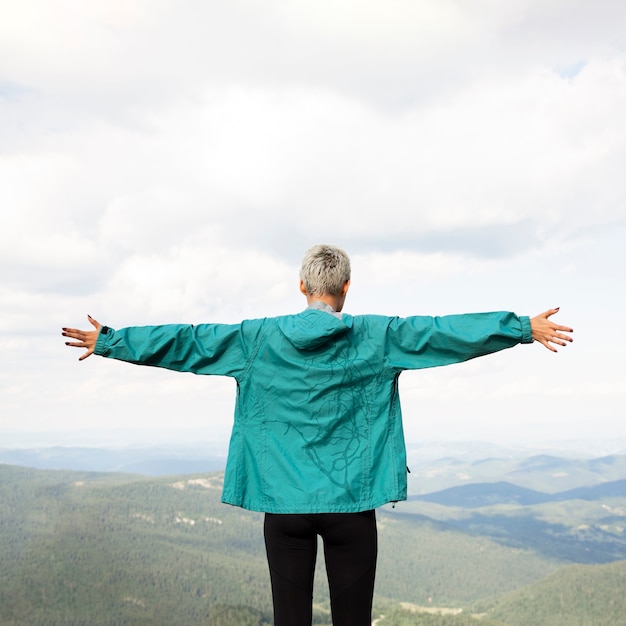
[2, 447, 626, 624]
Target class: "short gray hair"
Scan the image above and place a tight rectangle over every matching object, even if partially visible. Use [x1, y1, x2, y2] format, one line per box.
[300, 244, 351, 296]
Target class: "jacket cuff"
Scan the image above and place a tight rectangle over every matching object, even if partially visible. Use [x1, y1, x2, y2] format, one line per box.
[519, 316, 533, 344]
[94, 325, 113, 356]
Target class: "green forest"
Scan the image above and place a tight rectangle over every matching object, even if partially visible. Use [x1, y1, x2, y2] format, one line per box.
[1, 463, 625, 625]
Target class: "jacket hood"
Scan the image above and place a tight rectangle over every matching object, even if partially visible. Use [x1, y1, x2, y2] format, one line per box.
[278, 309, 353, 350]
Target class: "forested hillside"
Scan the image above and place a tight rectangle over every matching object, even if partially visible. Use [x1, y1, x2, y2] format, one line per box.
[0, 465, 273, 624]
[2, 462, 625, 625]
[486, 559, 626, 626]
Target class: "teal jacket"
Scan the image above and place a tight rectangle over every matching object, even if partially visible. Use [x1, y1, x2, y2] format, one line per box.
[95, 309, 533, 513]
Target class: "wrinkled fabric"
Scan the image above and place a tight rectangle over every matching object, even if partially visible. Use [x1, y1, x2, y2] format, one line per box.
[95, 310, 532, 513]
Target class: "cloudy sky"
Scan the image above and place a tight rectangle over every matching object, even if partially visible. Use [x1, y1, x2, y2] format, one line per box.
[1, 0, 624, 452]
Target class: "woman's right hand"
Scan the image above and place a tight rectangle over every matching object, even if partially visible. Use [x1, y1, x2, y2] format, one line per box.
[62, 315, 103, 361]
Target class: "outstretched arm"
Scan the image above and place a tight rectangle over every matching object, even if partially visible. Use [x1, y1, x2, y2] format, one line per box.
[530, 308, 573, 352]
[62, 316, 254, 377]
[63, 315, 102, 361]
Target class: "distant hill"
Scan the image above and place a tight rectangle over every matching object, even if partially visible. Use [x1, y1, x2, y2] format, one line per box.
[409, 478, 626, 508]
[0, 444, 227, 475]
[407, 479, 626, 564]
[409, 481, 552, 507]
[559, 478, 626, 501]
[407, 453, 626, 494]
[486, 559, 626, 626]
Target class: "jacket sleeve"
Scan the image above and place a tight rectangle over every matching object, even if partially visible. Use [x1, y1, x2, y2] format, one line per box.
[384, 311, 533, 371]
[94, 322, 256, 378]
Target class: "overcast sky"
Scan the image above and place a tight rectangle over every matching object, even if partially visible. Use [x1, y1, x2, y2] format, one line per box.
[1, 0, 625, 452]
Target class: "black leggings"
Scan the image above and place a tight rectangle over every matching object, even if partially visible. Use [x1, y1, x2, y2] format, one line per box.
[264, 510, 377, 626]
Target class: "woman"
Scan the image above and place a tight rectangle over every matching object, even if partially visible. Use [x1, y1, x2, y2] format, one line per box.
[63, 244, 573, 625]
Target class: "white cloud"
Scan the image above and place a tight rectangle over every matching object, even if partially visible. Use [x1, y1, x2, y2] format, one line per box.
[1, 0, 624, 447]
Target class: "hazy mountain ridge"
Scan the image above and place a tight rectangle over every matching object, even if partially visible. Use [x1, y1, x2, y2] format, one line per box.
[410, 478, 626, 508]
[0, 445, 228, 475]
[407, 453, 626, 494]
[410, 481, 552, 507]
[3, 442, 626, 487]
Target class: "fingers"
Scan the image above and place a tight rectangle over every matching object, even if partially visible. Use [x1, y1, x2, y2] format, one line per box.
[541, 308, 572, 326]
[554, 324, 574, 335]
[62, 328, 85, 341]
[87, 314, 102, 330]
[554, 330, 573, 343]
[539, 307, 560, 321]
[549, 322, 574, 345]
[550, 338, 568, 348]
[62, 318, 101, 339]
[62, 330, 93, 346]
[64, 340, 87, 348]
[62, 315, 101, 361]
[541, 340, 558, 353]
[63, 336, 94, 360]
[78, 349, 94, 361]
[539, 330, 573, 352]
[532, 308, 574, 352]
